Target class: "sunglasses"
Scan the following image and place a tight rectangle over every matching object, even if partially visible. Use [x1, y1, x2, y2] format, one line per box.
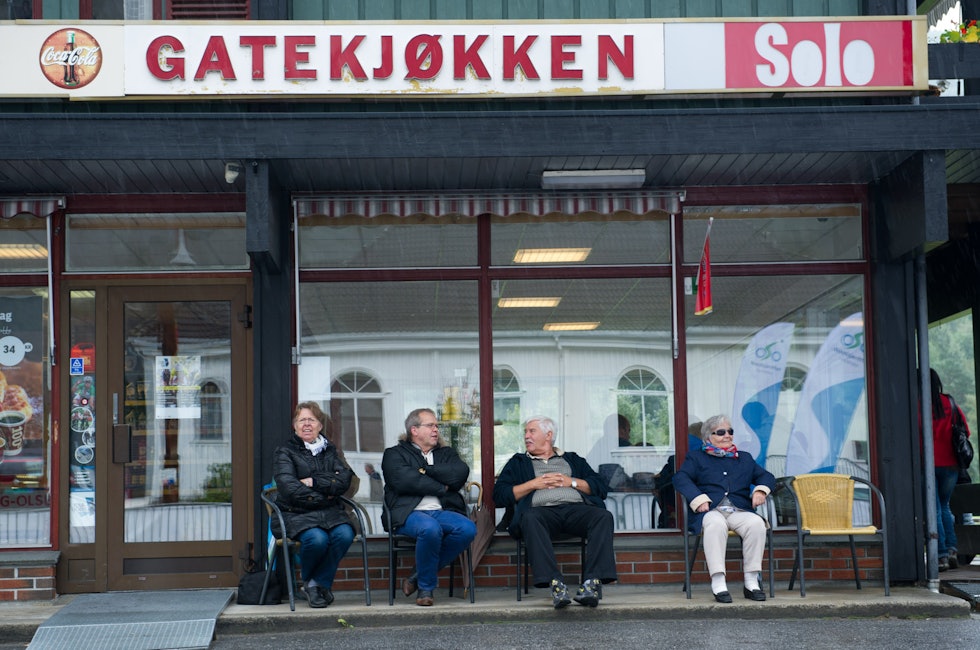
[710, 428, 734, 437]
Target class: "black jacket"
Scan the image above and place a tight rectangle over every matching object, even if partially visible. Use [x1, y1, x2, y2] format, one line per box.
[381, 439, 470, 532]
[272, 434, 354, 539]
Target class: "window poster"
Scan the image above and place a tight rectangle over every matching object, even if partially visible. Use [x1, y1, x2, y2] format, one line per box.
[154, 355, 202, 419]
[0, 295, 45, 486]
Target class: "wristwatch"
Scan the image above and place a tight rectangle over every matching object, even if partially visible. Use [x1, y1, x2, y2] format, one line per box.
[570, 479, 578, 489]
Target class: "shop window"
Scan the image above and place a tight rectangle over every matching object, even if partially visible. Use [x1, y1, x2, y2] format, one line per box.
[330, 370, 385, 453]
[66, 213, 248, 272]
[0, 214, 48, 274]
[616, 367, 670, 447]
[197, 381, 224, 441]
[0, 288, 51, 547]
[685, 273, 868, 478]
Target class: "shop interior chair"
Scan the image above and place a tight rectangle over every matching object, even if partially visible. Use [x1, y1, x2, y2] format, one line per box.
[781, 473, 889, 597]
[681, 493, 776, 599]
[383, 501, 475, 605]
[515, 532, 587, 601]
[260, 483, 372, 610]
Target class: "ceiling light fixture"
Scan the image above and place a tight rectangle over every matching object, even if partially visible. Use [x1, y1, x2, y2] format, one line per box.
[543, 322, 600, 331]
[541, 169, 646, 190]
[497, 297, 562, 308]
[513, 247, 591, 264]
[0, 243, 48, 259]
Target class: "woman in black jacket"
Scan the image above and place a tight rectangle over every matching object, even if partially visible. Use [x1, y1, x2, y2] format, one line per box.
[273, 401, 356, 608]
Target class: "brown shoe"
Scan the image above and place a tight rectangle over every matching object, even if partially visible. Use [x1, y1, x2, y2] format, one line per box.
[402, 573, 418, 597]
[416, 589, 434, 606]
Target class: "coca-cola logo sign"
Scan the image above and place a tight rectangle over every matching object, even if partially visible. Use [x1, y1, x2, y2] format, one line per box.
[39, 28, 103, 89]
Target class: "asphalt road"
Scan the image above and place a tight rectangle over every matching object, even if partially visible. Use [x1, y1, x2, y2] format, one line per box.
[208, 615, 980, 650]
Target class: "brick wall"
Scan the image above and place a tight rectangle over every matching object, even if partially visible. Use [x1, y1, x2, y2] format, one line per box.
[328, 536, 886, 594]
[0, 552, 59, 601]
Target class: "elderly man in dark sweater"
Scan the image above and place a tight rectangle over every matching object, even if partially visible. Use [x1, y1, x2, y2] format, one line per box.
[494, 415, 616, 609]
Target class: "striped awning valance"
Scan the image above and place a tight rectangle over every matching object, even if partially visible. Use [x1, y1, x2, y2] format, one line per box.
[1, 197, 65, 219]
[295, 191, 685, 219]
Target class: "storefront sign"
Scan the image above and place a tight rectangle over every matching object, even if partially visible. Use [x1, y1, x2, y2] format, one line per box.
[0, 17, 927, 98]
[0, 295, 44, 481]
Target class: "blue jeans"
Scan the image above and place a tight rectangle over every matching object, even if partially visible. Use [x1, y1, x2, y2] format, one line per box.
[935, 466, 959, 557]
[297, 524, 355, 588]
[397, 510, 476, 591]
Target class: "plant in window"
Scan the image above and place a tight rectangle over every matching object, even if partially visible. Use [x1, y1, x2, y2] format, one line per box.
[940, 20, 980, 43]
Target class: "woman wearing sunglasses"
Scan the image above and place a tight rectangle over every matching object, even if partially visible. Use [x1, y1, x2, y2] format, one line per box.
[673, 414, 776, 603]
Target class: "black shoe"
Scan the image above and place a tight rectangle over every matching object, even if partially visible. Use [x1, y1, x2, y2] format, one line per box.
[402, 573, 418, 597]
[573, 578, 600, 607]
[320, 587, 335, 606]
[947, 549, 959, 570]
[416, 589, 434, 606]
[303, 585, 328, 608]
[713, 590, 733, 603]
[743, 586, 766, 601]
[551, 579, 571, 609]
[938, 556, 950, 572]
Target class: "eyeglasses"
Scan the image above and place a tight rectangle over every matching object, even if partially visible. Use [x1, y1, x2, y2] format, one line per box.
[296, 417, 319, 425]
[416, 423, 439, 429]
[710, 428, 734, 437]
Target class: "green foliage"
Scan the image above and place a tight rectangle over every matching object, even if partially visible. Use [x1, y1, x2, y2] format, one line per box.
[929, 313, 977, 481]
[940, 20, 980, 43]
[201, 462, 232, 503]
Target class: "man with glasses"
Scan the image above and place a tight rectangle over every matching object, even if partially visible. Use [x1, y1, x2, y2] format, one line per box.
[673, 414, 776, 603]
[381, 408, 476, 606]
[494, 415, 617, 609]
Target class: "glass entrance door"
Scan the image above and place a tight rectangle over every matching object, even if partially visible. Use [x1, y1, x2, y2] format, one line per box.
[103, 284, 249, 590]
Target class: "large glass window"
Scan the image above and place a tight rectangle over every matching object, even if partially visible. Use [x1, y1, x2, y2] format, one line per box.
[297, 280, 480, 521]
[0, 214, 48, 274]
[685, 274, 868, 480]
[66, 213, 248, 272]
[0, 288, 51, 547]
[490, 276, 672, 531]
[297, 195, 871, 536]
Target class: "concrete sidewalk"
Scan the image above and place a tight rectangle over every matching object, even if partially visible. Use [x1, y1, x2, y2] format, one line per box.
[1, 581, 972, 645]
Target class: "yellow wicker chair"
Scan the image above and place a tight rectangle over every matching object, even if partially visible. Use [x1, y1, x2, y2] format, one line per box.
[782, 473, 889, 597]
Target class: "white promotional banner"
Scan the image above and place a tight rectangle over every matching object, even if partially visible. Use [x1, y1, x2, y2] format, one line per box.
[730, 322, 795, 466]
[785, 312, 866, 475]
[0, 17, 927, 99]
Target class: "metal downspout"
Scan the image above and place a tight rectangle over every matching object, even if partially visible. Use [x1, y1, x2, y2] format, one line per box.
[916, 248, 939, 592]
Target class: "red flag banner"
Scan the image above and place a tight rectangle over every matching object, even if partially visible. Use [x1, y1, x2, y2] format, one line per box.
[695, 220, 713, 316]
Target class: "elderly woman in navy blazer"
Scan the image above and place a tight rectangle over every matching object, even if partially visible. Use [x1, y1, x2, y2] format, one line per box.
[673, 414, 776, 603]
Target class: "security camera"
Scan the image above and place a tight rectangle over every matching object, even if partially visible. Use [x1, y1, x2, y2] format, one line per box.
[224, 162, 243, 184]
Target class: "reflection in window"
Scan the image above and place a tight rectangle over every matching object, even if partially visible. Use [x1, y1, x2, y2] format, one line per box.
[198, 381, 224, 441]
[330, 371, 384, 453]
[492, 367, 523, 472]
[616, 368, 670, 447]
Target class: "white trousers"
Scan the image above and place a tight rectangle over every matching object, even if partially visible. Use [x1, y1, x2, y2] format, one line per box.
[701, 508, 767, 576]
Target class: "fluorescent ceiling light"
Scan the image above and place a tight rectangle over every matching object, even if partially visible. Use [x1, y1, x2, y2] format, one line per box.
[541, 169, 646, 190]
[0, 244, 48, 259]
[513, 247, 591, 264]
[543, 322, 600, 331]
[497, 297, 562, 308]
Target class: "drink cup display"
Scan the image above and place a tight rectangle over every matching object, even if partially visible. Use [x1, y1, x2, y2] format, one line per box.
[0, 410, 27, 456]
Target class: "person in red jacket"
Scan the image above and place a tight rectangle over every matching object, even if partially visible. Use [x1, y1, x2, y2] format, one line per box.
[926, 369, 972, 571]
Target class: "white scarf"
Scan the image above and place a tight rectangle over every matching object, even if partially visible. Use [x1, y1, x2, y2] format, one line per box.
[304, 435, 328, 456]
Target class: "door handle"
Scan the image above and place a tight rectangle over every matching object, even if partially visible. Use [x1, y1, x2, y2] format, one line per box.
[113, 424, 132, 463]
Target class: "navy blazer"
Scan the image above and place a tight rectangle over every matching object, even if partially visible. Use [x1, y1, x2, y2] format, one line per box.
[672, 448, 776, 535]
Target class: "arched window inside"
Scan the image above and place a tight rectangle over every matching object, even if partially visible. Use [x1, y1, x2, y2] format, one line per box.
[198, 380, 224, 441]
[616, 367, 670, 447]
[492, 366, 523, 470]
[330, 370, 384, 453]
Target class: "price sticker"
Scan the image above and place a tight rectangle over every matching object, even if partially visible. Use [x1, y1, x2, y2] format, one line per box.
[0, 335, 33, 367]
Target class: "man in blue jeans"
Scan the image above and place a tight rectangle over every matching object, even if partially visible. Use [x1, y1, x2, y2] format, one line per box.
[382, 408, 476, 606]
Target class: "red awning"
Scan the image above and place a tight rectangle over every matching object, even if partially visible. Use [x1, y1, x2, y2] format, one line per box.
[0, 197, 65, 219]
[294, 191, 685, 219]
